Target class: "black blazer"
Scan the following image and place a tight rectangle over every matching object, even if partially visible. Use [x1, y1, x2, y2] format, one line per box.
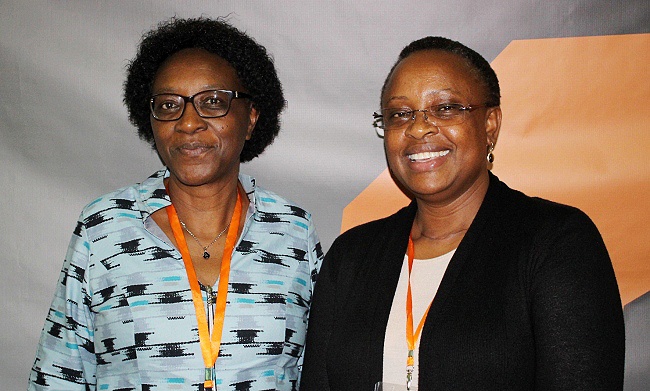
[301, 173, 624, 390]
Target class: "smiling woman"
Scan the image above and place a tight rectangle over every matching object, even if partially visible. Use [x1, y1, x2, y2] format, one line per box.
[300, 36, 624, 391]
[150, 49, 257, 192]
[28, 17, 323, 391]
[381, 49, 501, 212]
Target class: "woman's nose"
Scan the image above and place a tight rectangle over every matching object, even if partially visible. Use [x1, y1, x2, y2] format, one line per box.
[405, 110, 439, 138]
[175, 102, 208, 133]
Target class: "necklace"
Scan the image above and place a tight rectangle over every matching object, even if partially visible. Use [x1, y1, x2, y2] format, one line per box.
[179, 219, 230, 259]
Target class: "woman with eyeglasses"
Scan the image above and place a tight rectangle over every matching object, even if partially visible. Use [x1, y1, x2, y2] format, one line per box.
[29, 17, 322, 391]
[300, 37, 624, 390]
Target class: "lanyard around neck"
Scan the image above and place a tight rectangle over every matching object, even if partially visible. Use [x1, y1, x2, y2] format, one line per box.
[405, 235, 432, 390]
[165, 188, 243, 391]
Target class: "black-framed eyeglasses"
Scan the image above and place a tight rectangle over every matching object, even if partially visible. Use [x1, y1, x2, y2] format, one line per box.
[372, 103, 488, 137]
[150, 89, 253, 121]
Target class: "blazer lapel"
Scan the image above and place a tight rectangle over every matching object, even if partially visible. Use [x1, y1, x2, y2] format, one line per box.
[424, 173, 502, 325]
[366, 202, 417, 385]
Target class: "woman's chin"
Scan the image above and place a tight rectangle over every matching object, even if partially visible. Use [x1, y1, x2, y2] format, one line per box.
[399, 176, 451, 200]
[168, 167, 227, 188]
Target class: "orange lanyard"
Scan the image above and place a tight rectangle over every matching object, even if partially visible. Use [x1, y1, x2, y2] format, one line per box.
[406, 235, 432, 390]
[166, 189, 242, 391]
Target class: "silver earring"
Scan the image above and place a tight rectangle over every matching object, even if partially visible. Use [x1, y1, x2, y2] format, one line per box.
[487, 142, 495, 163]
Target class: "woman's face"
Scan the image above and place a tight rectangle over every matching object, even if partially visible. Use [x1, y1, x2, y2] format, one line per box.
[150, 48, 258, 187]
[382, 49, 501, 204]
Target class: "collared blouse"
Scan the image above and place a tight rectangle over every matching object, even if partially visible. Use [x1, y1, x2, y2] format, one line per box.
[29, 169, 323, 391]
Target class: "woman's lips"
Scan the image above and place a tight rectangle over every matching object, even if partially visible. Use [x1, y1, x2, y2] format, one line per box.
[177, 143, 214, 157]
[407, 149, 450, 162]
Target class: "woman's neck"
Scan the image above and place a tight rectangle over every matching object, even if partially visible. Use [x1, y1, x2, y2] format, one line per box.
[411, 174, 489, 258]
[165, 174, 241, 236]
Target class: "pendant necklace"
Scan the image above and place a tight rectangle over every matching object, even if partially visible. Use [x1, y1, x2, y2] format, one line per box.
[179, 219, 230, 259]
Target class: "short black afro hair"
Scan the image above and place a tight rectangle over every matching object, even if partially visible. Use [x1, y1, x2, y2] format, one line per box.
[123, 17, 285, 162]
[381, 36, 500, 108]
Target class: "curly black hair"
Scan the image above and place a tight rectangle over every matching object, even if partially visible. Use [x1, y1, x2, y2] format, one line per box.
[123, 17, 285, 162]
[381, 36, 500, 108]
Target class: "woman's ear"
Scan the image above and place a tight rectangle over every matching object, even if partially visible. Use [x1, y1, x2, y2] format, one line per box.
[485, 105, 502, 148]
[246, 106, 260, 141]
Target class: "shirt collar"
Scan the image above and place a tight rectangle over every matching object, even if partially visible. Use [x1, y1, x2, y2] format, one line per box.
[137, 168, 259, 217]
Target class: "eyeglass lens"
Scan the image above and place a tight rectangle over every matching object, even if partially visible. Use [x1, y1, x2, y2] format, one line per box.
[381, 104, 474, 129]
[151, 90, 235, 121]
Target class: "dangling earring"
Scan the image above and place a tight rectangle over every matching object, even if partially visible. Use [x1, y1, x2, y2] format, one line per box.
[487, 142, 495, 163]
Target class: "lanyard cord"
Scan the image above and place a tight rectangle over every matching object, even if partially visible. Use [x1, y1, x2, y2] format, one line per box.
[166, 188, 243, 390]
[405, 235, 432, 390]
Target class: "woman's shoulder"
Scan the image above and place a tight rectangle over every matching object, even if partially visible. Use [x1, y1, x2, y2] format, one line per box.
[254, 187, 312, 219]
[330, 202, 415, 251]
[490, 175, 600, 239]
[242, 174, 314, 222]
[78, 170, 166, 220]
[493, 175, 590, 220]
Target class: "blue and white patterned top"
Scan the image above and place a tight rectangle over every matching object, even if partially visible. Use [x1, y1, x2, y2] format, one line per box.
[28, 169, 323, 391]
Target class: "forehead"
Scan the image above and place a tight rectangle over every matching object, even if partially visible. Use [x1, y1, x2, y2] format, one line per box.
[152, 48, 241, 92]
[383, 49, 483, 103]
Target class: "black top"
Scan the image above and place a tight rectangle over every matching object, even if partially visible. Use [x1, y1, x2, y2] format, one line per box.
[301, 173, 624, 390]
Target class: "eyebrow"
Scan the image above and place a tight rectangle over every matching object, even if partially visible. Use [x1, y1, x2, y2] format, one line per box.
[384, 95, 409, 104]
[384, 89, 460, 105]
[151, 85, 230, 95]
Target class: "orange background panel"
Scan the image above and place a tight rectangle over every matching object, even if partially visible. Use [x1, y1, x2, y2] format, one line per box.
[341, 34, 650, 305]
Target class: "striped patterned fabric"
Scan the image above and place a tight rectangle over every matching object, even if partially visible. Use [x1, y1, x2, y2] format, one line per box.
[28, 169, 323, 391]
